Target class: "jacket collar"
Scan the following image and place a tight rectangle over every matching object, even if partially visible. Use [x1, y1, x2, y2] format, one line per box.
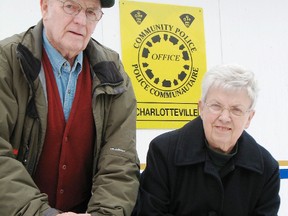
[174, 117, 264, 174]
[16, 20, 125, 93]
[86, 38, 124, 89]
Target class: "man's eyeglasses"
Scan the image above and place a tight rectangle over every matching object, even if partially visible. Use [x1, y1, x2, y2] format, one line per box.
[205, 102, 251, 117]
[57, 0, 103, 21]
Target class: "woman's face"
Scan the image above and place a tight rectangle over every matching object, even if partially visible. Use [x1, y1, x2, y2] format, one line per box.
[199, 87, 255, 153]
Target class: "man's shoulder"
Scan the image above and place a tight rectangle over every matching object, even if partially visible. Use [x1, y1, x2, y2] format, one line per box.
[88, 38, 119, 58]
[0, 32, 25, 49]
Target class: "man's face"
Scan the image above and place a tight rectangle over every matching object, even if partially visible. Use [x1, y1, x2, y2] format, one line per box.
[199, 87, 255, 153]
[41, 0, 101, 59]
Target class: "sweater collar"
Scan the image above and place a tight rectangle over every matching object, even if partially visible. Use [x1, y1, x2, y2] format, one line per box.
[174, 117, 264, 174]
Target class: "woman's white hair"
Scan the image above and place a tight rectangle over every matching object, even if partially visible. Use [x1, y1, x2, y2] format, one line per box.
[201, 64, 259, 109]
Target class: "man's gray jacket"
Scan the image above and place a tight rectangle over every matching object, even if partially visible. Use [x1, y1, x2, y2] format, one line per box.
[0, 20, 140, 216]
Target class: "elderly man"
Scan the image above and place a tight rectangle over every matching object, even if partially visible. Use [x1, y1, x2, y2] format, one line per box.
[0, 0, 139, 215]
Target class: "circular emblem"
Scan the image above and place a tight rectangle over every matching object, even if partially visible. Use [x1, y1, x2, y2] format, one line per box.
[137, 31, 193, 93]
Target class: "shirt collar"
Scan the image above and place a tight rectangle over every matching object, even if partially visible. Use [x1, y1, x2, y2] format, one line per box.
[206, 140, 238, 168]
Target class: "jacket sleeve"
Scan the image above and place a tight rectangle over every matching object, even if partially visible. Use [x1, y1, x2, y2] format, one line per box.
[0, 44, 57, 216]
[133, 135, 175, 216]
[87, 61, 140, 216]
[0, 156, 55, 216]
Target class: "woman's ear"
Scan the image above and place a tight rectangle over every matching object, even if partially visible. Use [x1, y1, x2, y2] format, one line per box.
[244, 110, 255, 129]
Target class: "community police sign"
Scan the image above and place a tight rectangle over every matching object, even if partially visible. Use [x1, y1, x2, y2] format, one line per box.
[120, 1, 206, 128]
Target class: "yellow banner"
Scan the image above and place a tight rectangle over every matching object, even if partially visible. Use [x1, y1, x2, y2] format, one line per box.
[120, 0, 206, 128]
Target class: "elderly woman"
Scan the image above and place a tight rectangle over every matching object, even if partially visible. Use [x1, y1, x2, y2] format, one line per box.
[133, 64, 280, 216]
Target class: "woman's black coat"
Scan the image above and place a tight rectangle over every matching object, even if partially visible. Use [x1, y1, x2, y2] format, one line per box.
[133, 117, 280, 216]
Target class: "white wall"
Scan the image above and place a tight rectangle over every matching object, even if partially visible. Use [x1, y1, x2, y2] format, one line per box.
[0, 0, 287, 215]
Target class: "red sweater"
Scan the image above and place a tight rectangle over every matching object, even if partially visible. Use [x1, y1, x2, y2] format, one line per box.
[34, 50, 95, 212]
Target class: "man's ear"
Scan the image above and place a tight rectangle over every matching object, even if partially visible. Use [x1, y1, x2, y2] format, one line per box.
[40, 0, 48, 17]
